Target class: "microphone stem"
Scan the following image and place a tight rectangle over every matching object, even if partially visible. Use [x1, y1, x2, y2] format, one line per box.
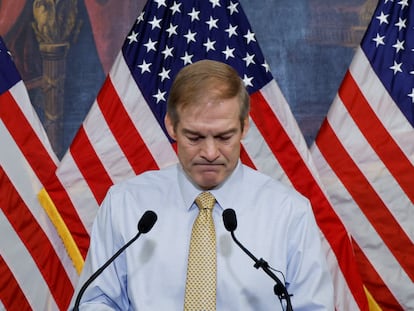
[73, 232, 142, 310]
[230, 231, 293, 311]
[230, 231, 259, 263]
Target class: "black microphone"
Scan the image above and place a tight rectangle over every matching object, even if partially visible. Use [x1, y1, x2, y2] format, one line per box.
[72, 210, 157, 310]
[222, 208, 293, 311]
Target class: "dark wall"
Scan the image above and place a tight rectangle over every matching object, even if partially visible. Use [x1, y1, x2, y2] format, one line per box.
[0, 0, 374, 157]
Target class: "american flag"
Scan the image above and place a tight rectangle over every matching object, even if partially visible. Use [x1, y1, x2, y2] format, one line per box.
[311, 0, 414, 309]
[44, 0, 368, 309]
[0, 37, 77, 310]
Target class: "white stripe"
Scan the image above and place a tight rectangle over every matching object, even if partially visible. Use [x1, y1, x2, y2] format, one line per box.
[56, 152, 99, 235]
[261, 81, 310, 160]
[0, 120, 78, 285]
[82, 102, 136, 184]
[0, 211, 59, 311]
[9, 81, 59, 165]
[350, 48, 414, 165]
[243, 117, 292, 186]
[326, 96, 414, 240]
[260, 81, 325, 187]
[311, 144, 414, 308]
[110, 53, 178, 168]
[320, 231, 360, 310]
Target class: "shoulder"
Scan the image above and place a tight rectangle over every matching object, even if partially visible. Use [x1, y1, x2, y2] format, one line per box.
[108, 164, 178, 196]
[242, 165, 306, 199]
[240, 164, 310, 212]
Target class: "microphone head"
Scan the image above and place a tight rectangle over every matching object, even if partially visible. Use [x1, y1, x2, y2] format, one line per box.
[137, 210, 157, 233]
[222, 208, 237, 232]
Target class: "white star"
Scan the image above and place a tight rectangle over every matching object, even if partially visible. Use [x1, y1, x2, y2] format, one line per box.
[154, 0, 167, 8]
[227, 1, 239, 15]
[127, 31, 138, 44]
[206, 16, 219, 30]
[389, 61, 402, 74]
[170, 1, 181, 14]
[244, 30, 256, 44]
[392, 39, 405, 53]
[153, 89, 166, 103]
[209, 0, 221, 8]
[243, 53, 255, 67]
[222, 46, 235, 59]
[161, 45, 174, 58]
[262, 61, 270, 72]
[181, 52, 193, 65]
[138, 60, 151, 74]
[372, 33, 385, 47]
[149, 16, 162, 30]
[188, 8, 200, 21]
[203, 38, 216, 52]
[225, 24, 238, 38]
[184, 30, 197, 43]
[242, 74, 253, 87]
[166, 23, 178, 37]
[144, 39, 157, 52]
[395, 18, 407, 31]
[408, 88, 414, 103]
[136, 12, 145, 23]
[376, 11, 389, 25]
[158, 68, 171, 82]
[398, 0, 409, 9]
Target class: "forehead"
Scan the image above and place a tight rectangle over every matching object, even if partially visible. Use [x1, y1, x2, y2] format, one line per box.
[177, 98, 241, 130]
[179, 97, 240, 118]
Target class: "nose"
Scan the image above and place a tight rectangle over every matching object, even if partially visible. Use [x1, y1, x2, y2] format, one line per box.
[200, 137, 220, 161]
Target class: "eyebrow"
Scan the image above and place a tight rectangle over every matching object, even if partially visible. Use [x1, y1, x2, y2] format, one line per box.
[181, 128, 239, 137]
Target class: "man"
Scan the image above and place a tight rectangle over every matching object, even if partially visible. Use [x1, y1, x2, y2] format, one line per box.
[70, 60, 334, 310]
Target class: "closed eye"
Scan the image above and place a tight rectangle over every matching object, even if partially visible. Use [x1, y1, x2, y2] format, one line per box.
[216, 135, 232, 142]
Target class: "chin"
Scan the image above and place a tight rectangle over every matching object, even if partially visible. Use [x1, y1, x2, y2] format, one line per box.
[197, 179, 220, 190]
[193, 171, 225, 190]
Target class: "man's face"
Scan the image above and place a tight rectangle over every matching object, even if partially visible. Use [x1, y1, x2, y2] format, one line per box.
[165, 97, 249, 190]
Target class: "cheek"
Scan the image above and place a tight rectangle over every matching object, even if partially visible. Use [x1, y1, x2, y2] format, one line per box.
[221, 141, 240, 159]
[177, 142, 197, 160]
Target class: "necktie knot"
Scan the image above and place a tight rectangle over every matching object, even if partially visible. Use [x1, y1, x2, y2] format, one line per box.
[195, 192, 216, 211]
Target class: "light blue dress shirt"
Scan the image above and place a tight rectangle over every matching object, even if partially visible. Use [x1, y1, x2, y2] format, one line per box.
[70, 162, 334, 310]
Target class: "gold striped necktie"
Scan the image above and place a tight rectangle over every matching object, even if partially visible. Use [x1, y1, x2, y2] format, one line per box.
[184, 192, 217, 311]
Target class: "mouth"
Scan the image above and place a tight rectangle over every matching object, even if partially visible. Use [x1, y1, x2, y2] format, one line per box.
[195, 163, 223, 169]
[194, 163, 224, 174]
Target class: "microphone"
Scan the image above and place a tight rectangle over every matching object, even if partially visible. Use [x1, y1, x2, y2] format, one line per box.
[72, 210, 157, 311]
[222, 208, 293, 311]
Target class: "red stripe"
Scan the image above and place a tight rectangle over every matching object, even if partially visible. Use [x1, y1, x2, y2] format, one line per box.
[97, 77, 159, 174]
[70, 125, 114, 205]
[0, 168, 73, 310]
[352, 240, 403, 311]
[340, 71, 414, 202]
[44, 171, 91, 258]
[315, 119, 414, 281]
[0, 90, 57, 183]
[250, 91, 369, 310]
[0, 256, 32, 310]
[240, 144, 256, 170]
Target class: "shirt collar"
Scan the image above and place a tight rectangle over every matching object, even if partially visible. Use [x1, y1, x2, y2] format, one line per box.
[177, 161, 245, 212]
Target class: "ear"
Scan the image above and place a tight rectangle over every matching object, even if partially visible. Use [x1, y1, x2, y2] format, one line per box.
[164, 114, 177, 140]
[241, 116, 250, 139]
